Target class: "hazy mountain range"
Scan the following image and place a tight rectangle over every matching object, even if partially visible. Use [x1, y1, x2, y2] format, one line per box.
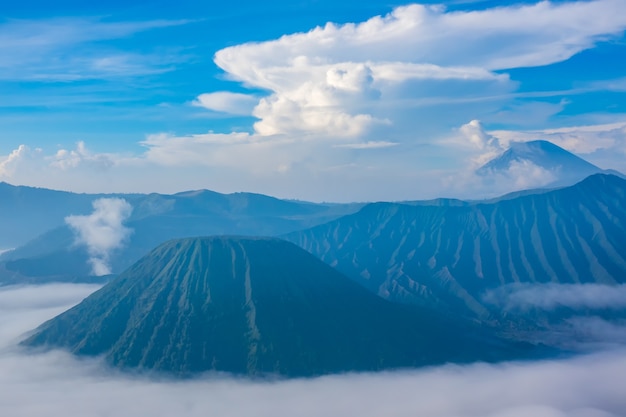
[6, 140, 626, 377]
[285, 174, 626, 321]
[0, 187, 362, 284]
[2, 140, 617, 286]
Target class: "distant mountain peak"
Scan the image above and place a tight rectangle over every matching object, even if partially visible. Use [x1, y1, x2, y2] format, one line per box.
[477, 139, 604, 188]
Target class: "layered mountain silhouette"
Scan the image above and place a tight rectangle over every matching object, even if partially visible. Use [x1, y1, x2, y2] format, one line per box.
[285, 174, 626, 320]
[477, 140, 614, 188]
[22, 236, 534, 377]
[0, 185, 361, 284]
[0, 182, 114, 249]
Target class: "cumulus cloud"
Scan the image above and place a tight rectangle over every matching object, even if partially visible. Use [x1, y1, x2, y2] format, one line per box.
[65, 198, 133, 275]
[484, 283, 626, 312]
[2, 284, 626, 417]
[461, 120, 502, 151]
[0, 145, 30, 179]
[204, 0, 626, 138]
[50, 141, 114, 171]
[458, 119, 504, 166]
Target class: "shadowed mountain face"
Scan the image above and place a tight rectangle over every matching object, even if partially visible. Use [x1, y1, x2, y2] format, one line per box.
[285, 174, 626, 320]
[22, 237, 534, 377]
[477, 140, 606, 188]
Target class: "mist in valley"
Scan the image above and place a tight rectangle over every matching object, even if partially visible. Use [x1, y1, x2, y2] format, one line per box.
[2, 283, 625, 417]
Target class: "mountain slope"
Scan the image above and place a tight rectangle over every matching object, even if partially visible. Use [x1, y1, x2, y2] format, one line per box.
[0, 182, 114, 248]
[477, 140, 606, 188]
[0, 186, 362, 284]
[285, 174, 626, 320]
[22, 237, 533, 377]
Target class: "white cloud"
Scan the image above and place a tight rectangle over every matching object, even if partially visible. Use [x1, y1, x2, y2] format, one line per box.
[193, 92, 259, 115]
[461, 120, 500, 151]
[0, 17, 190, 81]
[484, 283, 626, 312]
[506, 159, 558, 189]
[203, 0, 626, 138]
[443, 160, 558, 199]
[2, 284, 626, 417]
[65, 198, 133, 275]
[50, 141, 114, 171]
[139, 132, 303, 173]
[0, 145, 30, 179]
[215, 1, 626, 75]
[458, 119, 504, 168]
[5, 1, 626, 201]
[0, 283, 101, 346]
[491, 122, 626, 155]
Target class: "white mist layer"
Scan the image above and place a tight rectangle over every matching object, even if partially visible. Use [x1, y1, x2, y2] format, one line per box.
[1, 284, 626, 417]
[484, 283, 626, 311]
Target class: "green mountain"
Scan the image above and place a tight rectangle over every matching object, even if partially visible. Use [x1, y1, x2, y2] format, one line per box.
[22, 237, 535, 377]
[284, 174, 626, 320]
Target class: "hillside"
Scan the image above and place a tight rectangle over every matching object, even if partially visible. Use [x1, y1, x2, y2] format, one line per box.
[22, 236, 534, 377]
[285, 174, 626, 320]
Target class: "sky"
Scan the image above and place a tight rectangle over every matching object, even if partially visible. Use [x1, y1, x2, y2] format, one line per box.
[2, 0, 626, 201]
[1, 282, 626, 417]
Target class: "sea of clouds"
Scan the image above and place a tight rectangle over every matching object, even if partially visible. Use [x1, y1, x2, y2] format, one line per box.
[1, 283, 626, 417]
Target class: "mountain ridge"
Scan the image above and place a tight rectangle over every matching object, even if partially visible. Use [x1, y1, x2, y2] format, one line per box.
[0, 184, 363, 284]
[284, 174, 626, 320]
[21, 236, 535, 377]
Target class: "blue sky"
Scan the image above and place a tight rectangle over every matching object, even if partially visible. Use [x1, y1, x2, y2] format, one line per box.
[2, 0, 626, 201]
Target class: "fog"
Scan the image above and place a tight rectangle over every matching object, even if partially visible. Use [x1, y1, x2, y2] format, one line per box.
[483, 283, 626, 311]
[1, 284, 625, 417]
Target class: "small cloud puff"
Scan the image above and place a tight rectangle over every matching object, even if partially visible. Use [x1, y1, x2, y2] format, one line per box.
[193, 92, 259, 116]
[65, 198, 133, 275]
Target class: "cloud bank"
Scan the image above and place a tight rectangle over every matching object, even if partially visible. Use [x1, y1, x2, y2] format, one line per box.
[484, 283, 626, 312]
[65, 198, 133, 275]
[2, 284, 626, 417]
